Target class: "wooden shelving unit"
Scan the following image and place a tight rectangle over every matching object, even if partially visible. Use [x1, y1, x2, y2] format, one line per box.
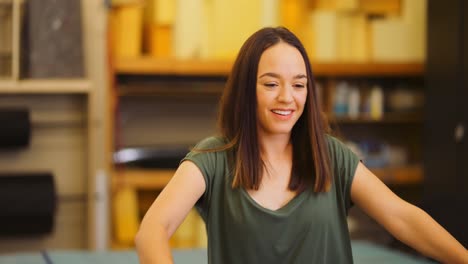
[113, 63, 426, 189]
[0, 0, 108, 250]
[107, 0, 426, 249]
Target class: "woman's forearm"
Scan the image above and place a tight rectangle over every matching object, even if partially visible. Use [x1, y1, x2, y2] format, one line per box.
[135, 223, 174, 264]
[392, 204, 468, 264]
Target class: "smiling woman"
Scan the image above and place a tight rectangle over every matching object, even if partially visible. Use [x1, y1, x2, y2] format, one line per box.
[135, 27, 468, 264]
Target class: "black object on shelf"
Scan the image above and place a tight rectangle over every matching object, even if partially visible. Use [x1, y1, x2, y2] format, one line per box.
[113, 145, 192, 169]
[0, 108, 31, 149]
[0, 172, 56, 236]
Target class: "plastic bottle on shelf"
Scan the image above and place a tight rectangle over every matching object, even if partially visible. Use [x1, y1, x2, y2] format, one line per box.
[369, 85, 384, 120]
[348, 86, 360, 119]
[333, 81, 349, 117]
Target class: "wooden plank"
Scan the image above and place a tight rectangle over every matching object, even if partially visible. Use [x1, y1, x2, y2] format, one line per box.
[117, 84, 222, 97]
[313, 62, 424, 76]
[112, 169, 175, 189]
[371, 165, 423, 185]
[82, 0, 109, 249]
[359, 0, 401, 15]
[11, 0, 19, 80]
[330, 112, 423, 124]
[110, 0, 144, 6]
[115, 57, 233, 76]
[0, 79, 91, 93]
[115, 57, 424, 77]
[0, 1, 13, 78]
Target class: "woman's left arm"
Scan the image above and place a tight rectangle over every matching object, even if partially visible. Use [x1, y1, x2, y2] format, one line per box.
[351, 162, 468, 264]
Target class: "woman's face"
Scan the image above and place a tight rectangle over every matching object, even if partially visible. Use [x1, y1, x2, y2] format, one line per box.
[256, 42, 308, 137]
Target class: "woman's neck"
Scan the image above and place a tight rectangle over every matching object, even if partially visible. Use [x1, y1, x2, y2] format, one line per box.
[258, 133, 292, 162]
[257, 132, 293, 184]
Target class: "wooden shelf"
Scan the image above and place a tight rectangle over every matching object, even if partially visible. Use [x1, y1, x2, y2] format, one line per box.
[117, 83, 222, 97]
[359, 0, 401, 15]
[330, 113, 423, 124]
[115, 57, 424, 77]
[313, 62, 424, 77]
[115, 57, 232, 76]
[371, 165, 423, 185]
[0, 79, 91, 94]
[112, 169, 175, 190]
[111, 165, 422, 191]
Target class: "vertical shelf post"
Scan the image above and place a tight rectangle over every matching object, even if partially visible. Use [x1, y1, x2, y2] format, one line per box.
[11, 0, 21, 80]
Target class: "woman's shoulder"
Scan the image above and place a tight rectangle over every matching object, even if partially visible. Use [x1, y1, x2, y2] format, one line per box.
[325, 134, 357, 159]
[325, 134, 344, 149]
[194, 136, 228, 150]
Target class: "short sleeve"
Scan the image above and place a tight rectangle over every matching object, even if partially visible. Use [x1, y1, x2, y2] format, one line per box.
[180, 136, 226, 220]
[326, 135, 360, 212]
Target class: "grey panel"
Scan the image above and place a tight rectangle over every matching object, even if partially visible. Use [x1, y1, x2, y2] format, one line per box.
[21, 0, 84, 78]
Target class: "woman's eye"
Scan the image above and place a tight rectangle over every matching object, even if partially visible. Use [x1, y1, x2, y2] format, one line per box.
[294, 83, 306, 88]
[265, 83, 277, 88]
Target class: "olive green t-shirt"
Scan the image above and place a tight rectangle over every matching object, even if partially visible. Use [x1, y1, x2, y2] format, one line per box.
[182, 135, 360, 264]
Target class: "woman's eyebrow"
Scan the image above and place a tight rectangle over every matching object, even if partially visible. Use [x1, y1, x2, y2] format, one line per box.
[258, 72, 280, 79]
[258, 72, 307, 79]
[294, 74, 307, 79]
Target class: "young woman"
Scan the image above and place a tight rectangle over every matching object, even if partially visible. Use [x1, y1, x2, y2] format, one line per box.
[135, 27, 468, 264]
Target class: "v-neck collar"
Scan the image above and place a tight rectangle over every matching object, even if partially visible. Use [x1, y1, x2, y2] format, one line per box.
[239, 187, 309, 216]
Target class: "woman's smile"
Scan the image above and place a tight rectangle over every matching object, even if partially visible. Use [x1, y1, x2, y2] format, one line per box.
[271, 109, 295, 120]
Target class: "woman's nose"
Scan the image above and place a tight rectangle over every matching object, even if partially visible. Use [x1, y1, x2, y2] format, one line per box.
[277, 86, 294, 103]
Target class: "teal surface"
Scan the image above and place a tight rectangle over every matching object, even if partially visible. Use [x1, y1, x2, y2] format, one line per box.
[351, 241, 435, 264]
[0, 252, 43, 264]
[0, 241, 434, 264]
[47, 250, 138, 264]
[46, 249, 206, 264]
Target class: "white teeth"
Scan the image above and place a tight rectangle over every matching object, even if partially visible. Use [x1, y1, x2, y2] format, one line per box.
[272, 110, 292, 116]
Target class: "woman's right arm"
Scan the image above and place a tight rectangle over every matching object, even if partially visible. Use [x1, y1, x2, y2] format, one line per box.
[135, 160, 206, 264]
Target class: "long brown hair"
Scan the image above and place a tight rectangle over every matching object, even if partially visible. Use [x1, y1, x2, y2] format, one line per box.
[217, 27, 332, 193]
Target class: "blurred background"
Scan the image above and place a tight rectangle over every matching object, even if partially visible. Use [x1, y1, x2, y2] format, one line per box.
[0, 0, 466, 259]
